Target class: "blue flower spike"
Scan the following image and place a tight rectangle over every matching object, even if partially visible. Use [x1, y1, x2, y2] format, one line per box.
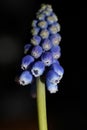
[41, 52, 53, 66]
[46, 70, 60, 85]
[18, 4, 64, 94]
[19, 71, 33, 86]
[21, 55, 34, 70]
[31, 61, 45, 77]
[31, 45, 43, 59]
[46, 79, 58, 93]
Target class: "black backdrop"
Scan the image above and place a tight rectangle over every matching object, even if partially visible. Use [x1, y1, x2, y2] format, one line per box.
[0, 0, 86, 129]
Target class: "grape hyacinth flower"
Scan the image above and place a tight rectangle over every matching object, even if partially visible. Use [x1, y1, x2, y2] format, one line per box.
[17, 4, 64, 130]
[41, 52, 53, 66]
[19, 3, 64, 92]
[21, 55, 34, 70]
[46, 70, 60, 85]
[31, 61, 45, 77]
[46, 79, 58, 93]
[51, 45, 61, 59]
[19, 71, 33, 86]
[31, 45, 43, 59]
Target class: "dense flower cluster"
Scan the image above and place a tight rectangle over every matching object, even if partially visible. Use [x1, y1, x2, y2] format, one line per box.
[19, 4, 64, 93]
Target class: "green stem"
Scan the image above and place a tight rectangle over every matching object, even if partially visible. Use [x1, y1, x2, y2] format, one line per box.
[36, 77, 48, 130]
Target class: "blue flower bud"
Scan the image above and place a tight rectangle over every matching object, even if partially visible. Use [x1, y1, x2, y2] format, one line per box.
[21, 55, 34, 70]
[24, 44, 31, 54]
[31, 27, 40, 36]
[31, 61, 45, 77]
[47, 16, 55, 25]
[50, 33, 61, 46]
[54, 22, 61, 32]
[19, 71, 33, 86]
[51, 13, 58, 22]
[41, 52, 53, 66]
[40, 29, 49, 39]
[38, 21, 48, 29]
[41, 39, 52, 51]
[53, 59, 60, 64]
[43, 10, 51, 16]
[32, 20, 38, 27]
[46, 70, 60, 85]
[51, 63, 64, 80]
[49, 24, 60, 34]
[36, 13, 45, 20]
[51, 46, 61, 59]
[31, 35, 41, 46]
[31, 45, 43, 59]
[46, 79, 58, 93]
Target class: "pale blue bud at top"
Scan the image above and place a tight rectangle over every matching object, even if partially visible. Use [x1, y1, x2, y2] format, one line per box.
[41, 52, 53, 66]
[41, 39, 52, 51]
[46, 70, 60, 85]
[19, 71, 33, 86]
[50, 33, 61, 46]
[31, 61, 45, 77]
[46, 79, 58, 93]
[40, 29, 49, 39]
[47, 16, 55, 25]
[38, 20, 48, 29]
[51, 46, 61, 59]
[31, 27, 40, 36]
[43, 10, 52, 16]
[31, 45, 43, 59]
[36, 13, 45, 20]
[51, 63, 64, 80]
[51, 13, 58, 22]
[54, 22, 61, 32]
[24, 44, 31, 54]
[32, 20, 38, 27]
[31, 35, 41, 46]
[21, 55, 34, 70]
[49, 24, 59, 34]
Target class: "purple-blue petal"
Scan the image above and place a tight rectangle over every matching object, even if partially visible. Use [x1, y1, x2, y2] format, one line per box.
[21, 55, 34, 70]
[31, 61, 45, 77]
[19, 71, 33, 86]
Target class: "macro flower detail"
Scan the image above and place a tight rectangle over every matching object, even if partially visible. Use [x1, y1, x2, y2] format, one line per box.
[41, 39, 52, 51]
[46, 79, 58, 93]
[31, 36, 41, 46]
[18, 4, 64, 93]
[19, 71, 33, 86]
[31, 45, 43, 59]
[46, 70, 60, 85]
[51, 46, 61, 59]
[51, 63, 64, 80]
[50, 33, 61, 46]
[41, 52, 53, 66]
[31, 61, 45, 77]
[21, 55, 34, 70]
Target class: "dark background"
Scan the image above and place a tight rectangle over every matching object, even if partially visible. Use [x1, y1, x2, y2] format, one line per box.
[0, 0, 85, 129]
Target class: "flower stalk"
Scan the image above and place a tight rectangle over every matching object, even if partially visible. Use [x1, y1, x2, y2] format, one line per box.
[36, 77, 48, 130]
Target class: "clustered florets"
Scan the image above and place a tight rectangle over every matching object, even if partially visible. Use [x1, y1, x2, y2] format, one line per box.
[19, 4, 64, 93]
